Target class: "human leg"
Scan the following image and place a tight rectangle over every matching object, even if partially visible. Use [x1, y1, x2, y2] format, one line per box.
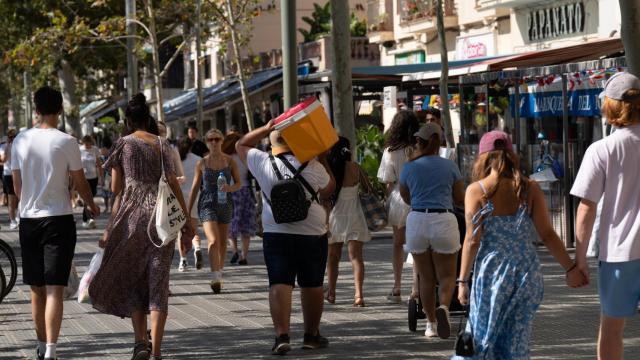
[412, 251, 437, 322]
[598, 315, 625, 360]
[391, 225, 405, 299]
[8, 194, 17, 222]
[30, 286, 47, 343]
[202, 221, 218, 272]
[216, 223, 230, 271]
[325, 242, 343, 303]
[348, 240, 365, 304]
[240, 234, 251, 262]
[431, 251, 458, 309]
[149, 310, 167, 357]
[301, 286, 324, 334]
[43, 285, 64, 358]
[269, 284, 293, 335]
[131, 311, 148, 343]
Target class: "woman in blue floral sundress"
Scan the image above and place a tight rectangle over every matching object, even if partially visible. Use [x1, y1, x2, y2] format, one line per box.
[454, 131, 586, 359]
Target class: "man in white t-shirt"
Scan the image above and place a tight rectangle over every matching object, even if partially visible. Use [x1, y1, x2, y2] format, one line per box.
[12, 86, 99, 360]
[571, 72, 640, 359]
[236, 121, 335, 355]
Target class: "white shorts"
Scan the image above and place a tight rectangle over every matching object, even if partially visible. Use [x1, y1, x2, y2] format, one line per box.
[404, 211, 460, 254]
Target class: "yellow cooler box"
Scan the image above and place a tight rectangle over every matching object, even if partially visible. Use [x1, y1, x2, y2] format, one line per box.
[273, 98, 338, 163]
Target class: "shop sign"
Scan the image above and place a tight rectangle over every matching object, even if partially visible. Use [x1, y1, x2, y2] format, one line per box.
[510, 88, 601, 118]
[526, 2, 585, 41]
[455, 33, 495, 60]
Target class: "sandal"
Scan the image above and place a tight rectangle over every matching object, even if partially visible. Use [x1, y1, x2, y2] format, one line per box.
[386, 289, 401, 303]
[353, 297, 365, 307]
[325, 290, 336, 304]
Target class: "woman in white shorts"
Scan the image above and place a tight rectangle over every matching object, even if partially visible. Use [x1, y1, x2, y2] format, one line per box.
[326, 137, 370, 307]
[399, 123, 464, 340]
[377, 110, 420, 302]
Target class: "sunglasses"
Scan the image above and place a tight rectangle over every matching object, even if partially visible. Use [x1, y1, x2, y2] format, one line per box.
[207, 137, 223, 143]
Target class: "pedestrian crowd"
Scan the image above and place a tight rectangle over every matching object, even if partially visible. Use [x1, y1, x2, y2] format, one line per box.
[6, 71, 640, 360]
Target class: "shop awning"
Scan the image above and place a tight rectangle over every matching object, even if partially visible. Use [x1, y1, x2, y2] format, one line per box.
[404, 37, 624, 82]
[165, 67, 286, 122]
[79, 99, 109, 119]
[354, 55, 508, 79]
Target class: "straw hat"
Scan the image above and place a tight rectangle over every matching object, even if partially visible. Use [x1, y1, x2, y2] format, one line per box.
[269, 130, 291, 156]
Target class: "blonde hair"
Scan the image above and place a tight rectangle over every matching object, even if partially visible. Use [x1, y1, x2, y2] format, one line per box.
[602, 90, 640, 127]
[205, 128, 224, 139]
[472, 148, 528, 205]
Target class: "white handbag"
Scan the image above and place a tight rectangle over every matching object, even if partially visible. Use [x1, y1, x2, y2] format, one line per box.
[147, 136, 187, 247]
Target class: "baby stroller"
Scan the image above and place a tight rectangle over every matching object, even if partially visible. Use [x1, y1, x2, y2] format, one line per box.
[408, 208, 468, 332]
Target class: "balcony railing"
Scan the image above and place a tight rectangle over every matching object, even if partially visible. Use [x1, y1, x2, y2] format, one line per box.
[476, 0, 536, 9]
[367, 0, 393, 33]
[400, 0, 456, 25]
[299, 37, 380, 71]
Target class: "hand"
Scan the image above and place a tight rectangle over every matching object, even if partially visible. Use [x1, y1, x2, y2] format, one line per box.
[575, 257, 590, 286]
[566, 266, 588, 288]
[89, 202, 101, 217]
[458, 282, 470, 306]
[98, 231, 108, 249]
[180, 223, 195, 253]
[220, 184, 233, 192]
[265, 120, 275, 131]
[176, 176, 186, 185]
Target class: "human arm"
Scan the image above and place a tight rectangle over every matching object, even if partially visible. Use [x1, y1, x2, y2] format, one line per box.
[173, 148, 185, 184]
[530, 181, 586, 287]
[452, 180, 465, 207]
[222, 156, 242, 193]
[70, 169, 100, 217]
[457, 183, 483, 305]
[187, 159, 203, 214]
[574, 198, 597, 284]
[96, 152, 104, 186]
[316, 153, 336, 201]
[235, 120, 274, 164]
[99, 166, 123, 248]
[399, 184, 411, 206]
[12, 169, 21, 201]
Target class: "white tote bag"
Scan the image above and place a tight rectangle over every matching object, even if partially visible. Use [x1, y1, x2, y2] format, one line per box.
[147, 137, 187, 247]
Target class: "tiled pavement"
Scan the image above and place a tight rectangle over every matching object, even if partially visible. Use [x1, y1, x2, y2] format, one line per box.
[0, 205, 639, 359]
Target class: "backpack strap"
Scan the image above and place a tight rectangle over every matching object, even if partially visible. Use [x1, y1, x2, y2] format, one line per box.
[268, 154, 284, 180]
[276, 154, 319, 203]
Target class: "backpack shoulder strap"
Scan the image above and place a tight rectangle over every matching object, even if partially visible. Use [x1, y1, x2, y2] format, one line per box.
[276, 154, 318, 203]
[268, 153, 284, 180]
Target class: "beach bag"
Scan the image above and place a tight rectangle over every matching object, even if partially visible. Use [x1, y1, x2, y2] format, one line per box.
[358, 168, 387, 232]
[264, 154, 318, 224]
[64, 262, 80, 299]
[77, 249, 103, 304]
[148, 137, 187, 247]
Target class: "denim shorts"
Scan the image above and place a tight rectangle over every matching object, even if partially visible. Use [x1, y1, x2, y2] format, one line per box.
[262, 232, 328, 288]
[599, 259, 640, 318]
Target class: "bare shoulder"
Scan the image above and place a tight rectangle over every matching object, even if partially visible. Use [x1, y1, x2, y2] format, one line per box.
[465, 181, 483, 198]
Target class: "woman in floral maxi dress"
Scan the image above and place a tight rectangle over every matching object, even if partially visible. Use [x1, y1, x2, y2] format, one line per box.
[90, 94, 194, 360]
[455, 131, 586, 359]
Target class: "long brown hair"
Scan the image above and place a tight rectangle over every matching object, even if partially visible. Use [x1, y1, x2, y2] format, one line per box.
[472, 144, 528, 204]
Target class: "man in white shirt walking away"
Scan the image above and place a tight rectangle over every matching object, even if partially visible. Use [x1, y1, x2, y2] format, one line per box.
[571, 72, 640, 360]
[11, 86, 100, 360]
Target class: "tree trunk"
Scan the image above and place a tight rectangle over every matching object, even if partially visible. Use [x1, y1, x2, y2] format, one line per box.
[436, 0, 455, 148]
[146, 1, 165, 123]
[619, 0, 640, 76]
[330, 0, 356, 152]
[183, 22, 194, 90]
[226, 0, 254, 131]
[57, 59, 80, 135]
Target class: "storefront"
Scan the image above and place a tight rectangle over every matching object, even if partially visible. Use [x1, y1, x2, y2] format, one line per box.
[458, 55, 626, 247]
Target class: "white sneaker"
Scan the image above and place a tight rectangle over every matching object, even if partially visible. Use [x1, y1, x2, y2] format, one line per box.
[424, 322, 438, 338]
[9, 220, 18, 230]
[178, 259, 188, 272]
[88, 219, 97, 229]
[82, 221, 89, 229]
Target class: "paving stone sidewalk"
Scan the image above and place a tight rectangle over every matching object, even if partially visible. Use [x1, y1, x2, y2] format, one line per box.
[0, 205, 638, 359]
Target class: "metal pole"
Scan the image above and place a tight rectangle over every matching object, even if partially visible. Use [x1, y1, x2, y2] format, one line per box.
[281, 0, 297, 109]
[330, 0, 356, 151]
[195, 0, 204, 133]
[126, 0, 138, 99]
[561, 74, 574, 248]
[514, 78, 520, 151]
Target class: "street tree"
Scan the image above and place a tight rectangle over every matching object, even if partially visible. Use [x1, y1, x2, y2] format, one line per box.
[619, 0, 640, 76]
[436, 0, 455, 147]
[208, 0, 276, 131]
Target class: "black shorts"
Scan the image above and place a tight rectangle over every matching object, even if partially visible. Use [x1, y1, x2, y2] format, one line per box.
[263, 232, 328, 288]
[20, 215, 77, 286]
[3, 175, 14, 195]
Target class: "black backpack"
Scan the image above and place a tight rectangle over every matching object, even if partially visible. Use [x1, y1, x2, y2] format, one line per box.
[264, 154, 319, 224]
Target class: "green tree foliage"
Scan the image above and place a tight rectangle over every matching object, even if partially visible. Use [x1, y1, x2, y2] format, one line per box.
[356, 124, 385, 198]
[299, 2, 367, 43]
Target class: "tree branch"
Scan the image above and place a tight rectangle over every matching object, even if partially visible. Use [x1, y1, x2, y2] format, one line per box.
[159, 40, 186, 78]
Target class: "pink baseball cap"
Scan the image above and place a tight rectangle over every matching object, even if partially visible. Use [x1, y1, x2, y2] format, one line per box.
[478, 131, 513, 154]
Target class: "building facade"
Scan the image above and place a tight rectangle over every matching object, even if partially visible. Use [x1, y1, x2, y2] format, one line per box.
[367, 0, 621, 65]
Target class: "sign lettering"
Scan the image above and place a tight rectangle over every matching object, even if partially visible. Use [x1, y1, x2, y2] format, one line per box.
[526, 2, 585, 41]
